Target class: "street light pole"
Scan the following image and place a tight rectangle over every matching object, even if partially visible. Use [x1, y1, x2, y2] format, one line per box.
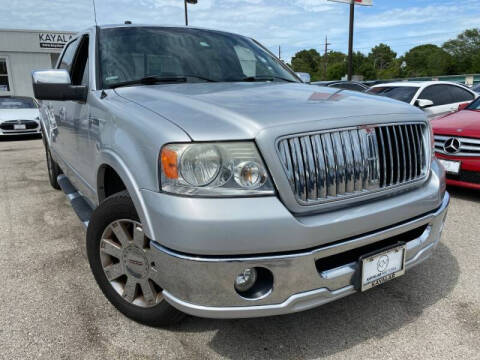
[347, 0, 355, 80]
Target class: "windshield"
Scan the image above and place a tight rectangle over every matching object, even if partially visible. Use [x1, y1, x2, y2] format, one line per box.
[99, 27, 298, 88]
[0, 97, 36, 109]
[367, 86, 419, 103]
[467, 97, 480, 110]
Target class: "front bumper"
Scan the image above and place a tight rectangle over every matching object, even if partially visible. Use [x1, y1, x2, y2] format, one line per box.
[141, 161, 445, 256]
[0, 127, 41, 136]
[435, 152, 480, 189]
[149, 192, 449, 319]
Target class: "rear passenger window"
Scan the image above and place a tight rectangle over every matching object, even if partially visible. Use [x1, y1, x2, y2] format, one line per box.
[58, 39, 79, 73]
[448, 85, 474, 103]
[419, 85, 453, 106]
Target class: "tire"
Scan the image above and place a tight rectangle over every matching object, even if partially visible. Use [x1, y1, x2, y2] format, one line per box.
[42, 132, 62, 190]
[86, 191, 185, 327]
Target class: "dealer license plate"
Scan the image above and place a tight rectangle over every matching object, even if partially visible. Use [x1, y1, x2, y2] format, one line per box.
[14, 124, 26, 130]
[438, 159, 461, 174]
[360, 244, 406, 292]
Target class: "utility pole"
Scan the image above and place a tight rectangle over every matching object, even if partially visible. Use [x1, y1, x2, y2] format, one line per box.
[184, 0, 188, 26]
[328, 0, 372, 80]
[184, 0, 198, 26]
[347, 0, 355, 80]
[323, 35, 331, 80]
[278, 45, 281, 60]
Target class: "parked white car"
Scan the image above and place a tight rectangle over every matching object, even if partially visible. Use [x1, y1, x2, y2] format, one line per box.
[368, 81, 478, 120]
[0, 96, 41, 136]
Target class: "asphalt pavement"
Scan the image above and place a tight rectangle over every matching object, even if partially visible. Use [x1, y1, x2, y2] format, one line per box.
[0, 137, 478, 360]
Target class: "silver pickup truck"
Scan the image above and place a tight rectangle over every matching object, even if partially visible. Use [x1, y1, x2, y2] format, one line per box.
[32, 25, 449, 326]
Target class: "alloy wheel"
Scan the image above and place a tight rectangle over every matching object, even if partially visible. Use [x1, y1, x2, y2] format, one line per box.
[99, 219, 163, 308]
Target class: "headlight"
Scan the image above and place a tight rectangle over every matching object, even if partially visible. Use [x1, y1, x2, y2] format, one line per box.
[160, 142, 275, 196]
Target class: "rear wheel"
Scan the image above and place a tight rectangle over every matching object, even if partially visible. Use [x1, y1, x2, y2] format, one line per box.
[86, 191, 185, 327]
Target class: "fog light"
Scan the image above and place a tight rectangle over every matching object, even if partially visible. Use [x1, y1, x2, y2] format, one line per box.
[234, 268, 258, 292]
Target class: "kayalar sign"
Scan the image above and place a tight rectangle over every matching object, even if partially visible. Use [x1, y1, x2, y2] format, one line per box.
[39, 33, 74, 49]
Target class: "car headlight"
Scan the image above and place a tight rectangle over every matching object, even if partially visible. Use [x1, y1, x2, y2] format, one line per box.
[160, 142, 274, 196]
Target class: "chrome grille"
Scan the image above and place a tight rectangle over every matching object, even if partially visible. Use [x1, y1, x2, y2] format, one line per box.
[277, 123, 428, 204]
[434, 135, 480, 157]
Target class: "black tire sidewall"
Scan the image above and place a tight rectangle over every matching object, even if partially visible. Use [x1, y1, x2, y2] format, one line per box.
[42, 131, 61, 190]
[86, 191, 184, 326]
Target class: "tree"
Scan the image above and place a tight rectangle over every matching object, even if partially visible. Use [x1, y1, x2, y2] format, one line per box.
[443, 28, 480, 73]
[327, 62, 347, 80]
[291, 49, 322, 76]
[404, 44, 453, 77]
[368, 43, 397, 71]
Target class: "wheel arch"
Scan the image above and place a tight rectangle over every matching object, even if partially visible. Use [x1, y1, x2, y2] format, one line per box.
[95, 150, 155, 239]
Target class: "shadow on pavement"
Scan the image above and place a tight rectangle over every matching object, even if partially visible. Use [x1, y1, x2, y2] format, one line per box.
[0, 134, 42, 142]
[447, 185, 480, 203]
[172, 242, 458, 359]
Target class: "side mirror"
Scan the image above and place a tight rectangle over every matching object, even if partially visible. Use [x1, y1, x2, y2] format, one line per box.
[295, 72, 311, 84]
[458, 102, 470, 111]
[415, 98, 434, 109]
[32, 69, 87, 102]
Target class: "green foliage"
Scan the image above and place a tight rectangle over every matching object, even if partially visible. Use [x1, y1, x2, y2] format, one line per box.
[443, 29, 480, 73]
[327, 62, 347, 80]
[368, 43, 397, 71]
[291, 49, 322, 75]
[404, 44, 453, 77]
[290, 28, 480, 81]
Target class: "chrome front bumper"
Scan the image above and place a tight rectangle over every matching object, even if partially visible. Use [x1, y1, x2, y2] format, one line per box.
[149, 192, 449, 319]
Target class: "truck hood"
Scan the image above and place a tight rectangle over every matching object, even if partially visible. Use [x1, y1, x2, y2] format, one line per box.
[0, 109, 39, 122]
[115, 82, 421, 141]
[432, 110, 480, 138]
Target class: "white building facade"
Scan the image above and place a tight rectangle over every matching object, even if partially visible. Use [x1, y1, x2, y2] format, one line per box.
[0, 29, 76, 98]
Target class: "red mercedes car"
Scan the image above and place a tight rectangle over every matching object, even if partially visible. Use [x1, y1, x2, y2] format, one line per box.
[433, 97, 480, 189]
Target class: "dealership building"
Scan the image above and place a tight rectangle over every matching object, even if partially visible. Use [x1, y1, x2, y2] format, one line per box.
[0, 29, 76, 98]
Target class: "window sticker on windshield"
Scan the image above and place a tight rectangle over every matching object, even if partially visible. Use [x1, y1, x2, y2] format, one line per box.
[200, 42, 210, 47]
[105, 76, 119, 82]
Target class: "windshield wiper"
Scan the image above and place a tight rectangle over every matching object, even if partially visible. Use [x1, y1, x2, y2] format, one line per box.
[110, 76, 187, 89]
[184, 74, 218, 82]
[239, 76, 297, 83]
[110, 74, 218, 88]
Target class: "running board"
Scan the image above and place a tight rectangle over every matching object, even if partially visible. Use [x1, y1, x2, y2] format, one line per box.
[57, 175, 93, 229]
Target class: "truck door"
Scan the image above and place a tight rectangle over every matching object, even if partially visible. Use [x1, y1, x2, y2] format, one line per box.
[49, 38, 79, 165]
[64, 34, 97, 200]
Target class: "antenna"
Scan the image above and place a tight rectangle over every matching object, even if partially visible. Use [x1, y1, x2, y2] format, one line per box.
[92, 0, 98, 26]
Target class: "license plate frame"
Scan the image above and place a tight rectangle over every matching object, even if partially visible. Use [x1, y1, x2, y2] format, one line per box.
[360, 242, 407, 292]
[13, 124, 26, 130]
[438, 159, 461, 174]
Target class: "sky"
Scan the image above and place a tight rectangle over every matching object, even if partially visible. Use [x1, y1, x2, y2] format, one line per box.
[2, 0, 480, 62]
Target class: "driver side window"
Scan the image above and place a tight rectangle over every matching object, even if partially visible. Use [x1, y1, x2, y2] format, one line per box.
[70, 35, 89, 86]
[58, 39, 79, 73]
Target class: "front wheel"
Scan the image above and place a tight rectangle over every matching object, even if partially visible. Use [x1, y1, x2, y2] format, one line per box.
[43, 138, 62, 190]
[86, 191, 185, 326]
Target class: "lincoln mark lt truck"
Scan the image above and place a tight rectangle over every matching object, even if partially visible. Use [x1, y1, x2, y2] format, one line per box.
[32, 25, 449, 326]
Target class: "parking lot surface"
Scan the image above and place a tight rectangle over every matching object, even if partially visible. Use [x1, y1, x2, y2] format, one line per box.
[0, 137, 479, 360]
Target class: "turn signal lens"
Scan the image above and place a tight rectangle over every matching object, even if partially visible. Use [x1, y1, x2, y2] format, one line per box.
[161, 148, 178, 179]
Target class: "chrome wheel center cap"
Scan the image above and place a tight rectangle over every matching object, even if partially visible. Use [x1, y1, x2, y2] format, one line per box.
[123, 246, 149, 279]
